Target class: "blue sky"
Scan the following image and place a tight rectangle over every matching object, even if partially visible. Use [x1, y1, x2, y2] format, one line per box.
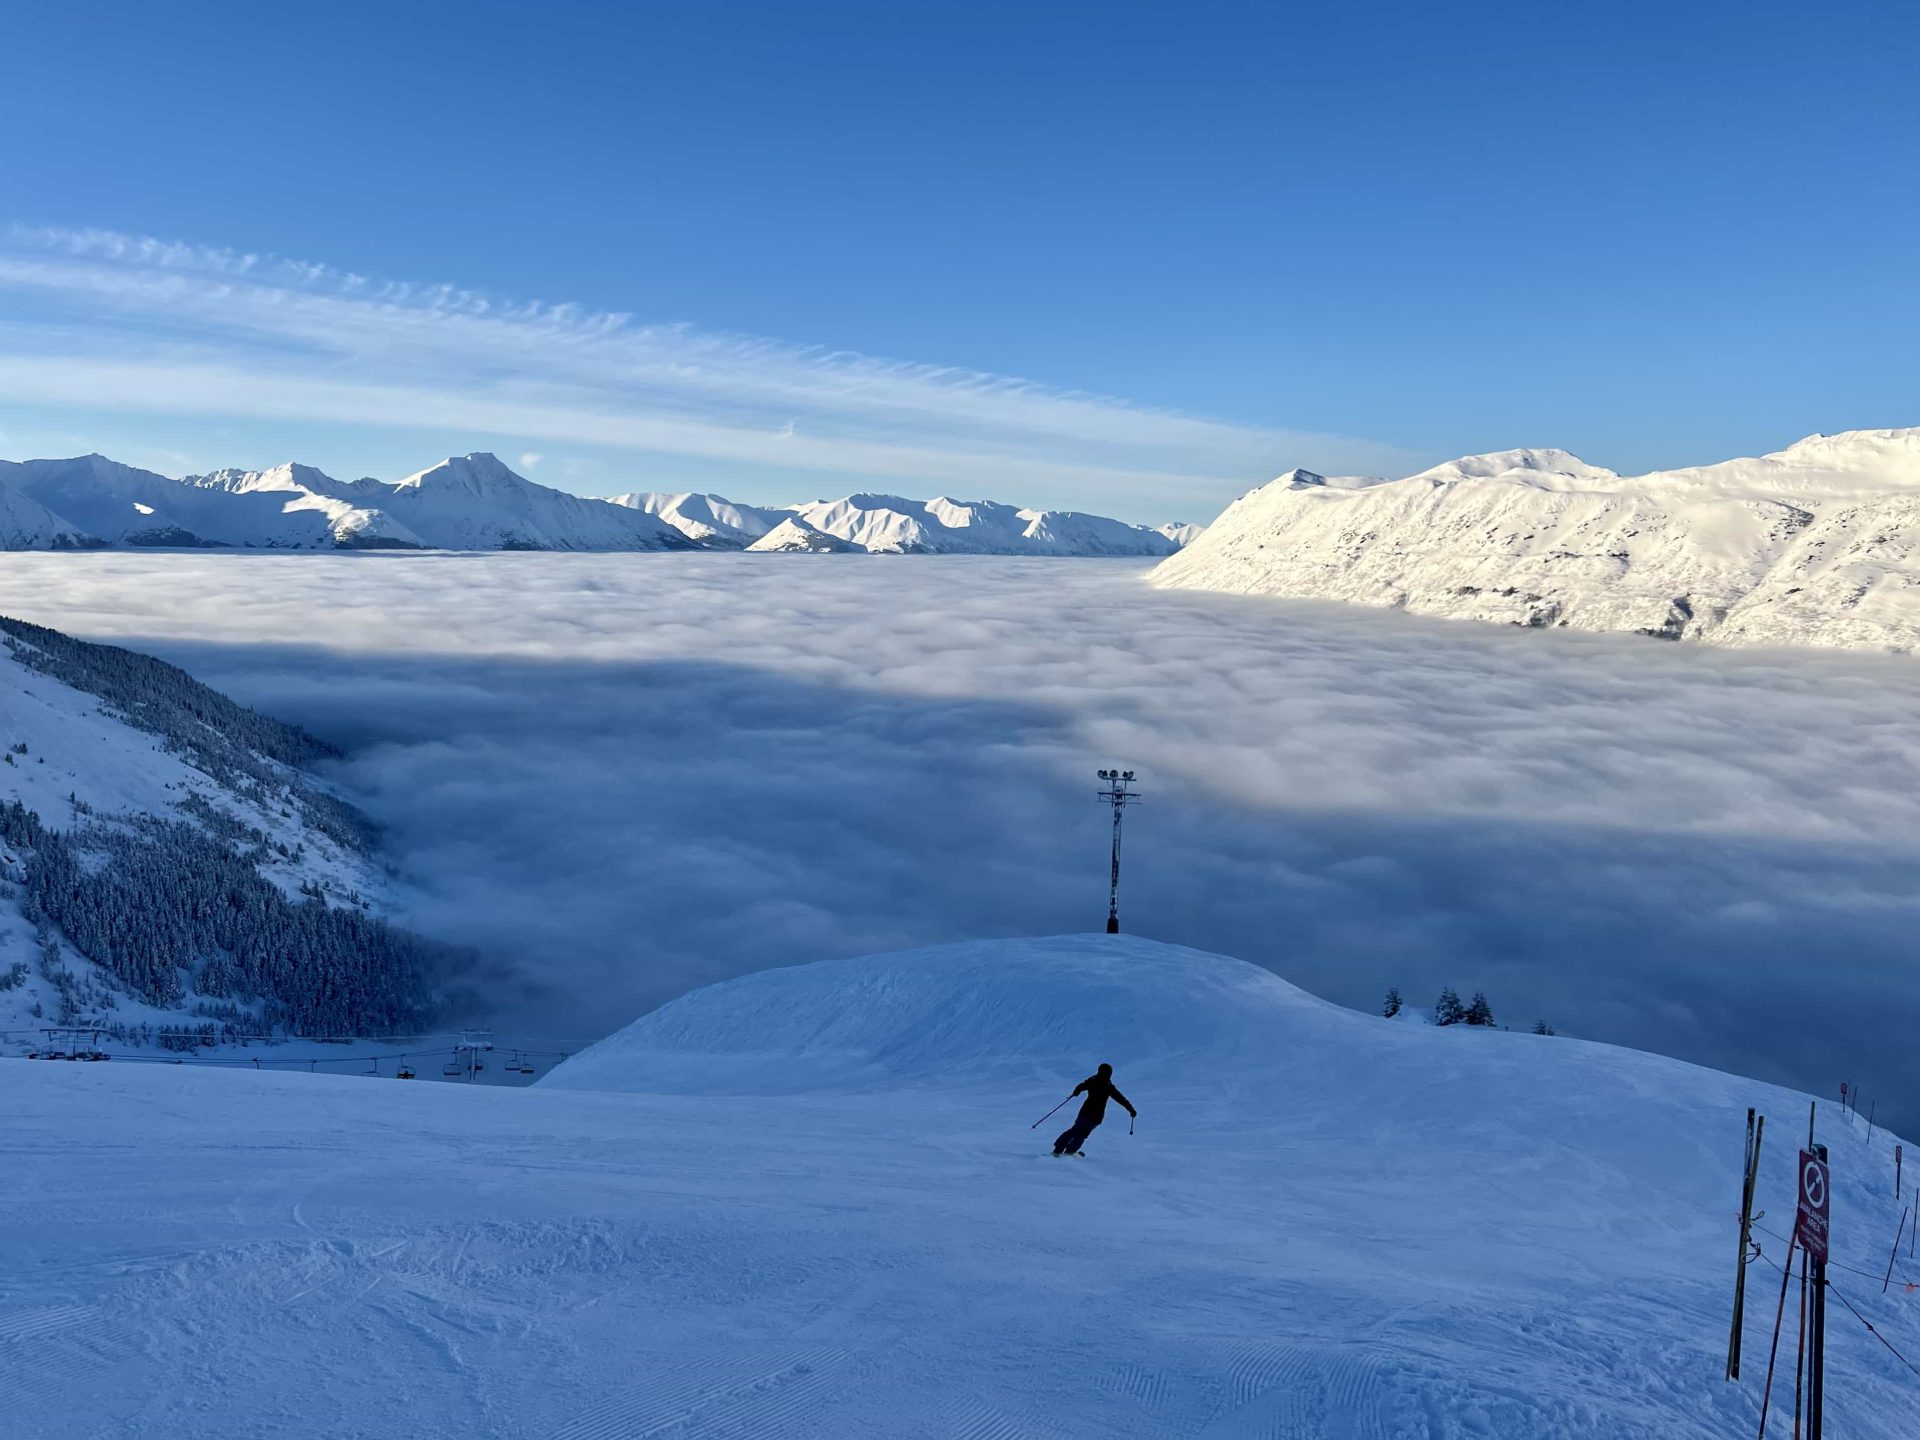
[1, 0, 1914, 521]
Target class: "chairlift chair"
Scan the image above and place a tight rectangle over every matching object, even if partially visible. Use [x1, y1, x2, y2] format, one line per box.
[396, 1057, 415, 1080]
[441, 1056, 462, 1077]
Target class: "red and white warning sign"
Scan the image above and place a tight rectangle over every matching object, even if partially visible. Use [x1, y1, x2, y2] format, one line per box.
[1795, 1148, 1830, 1263]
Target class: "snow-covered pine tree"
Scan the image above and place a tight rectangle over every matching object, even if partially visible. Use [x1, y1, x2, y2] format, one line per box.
[1532, 1020, 1556, 1036]
[1433, 987, 1464, 1026]
[1382, 986, 1403, 1018]
[1464, 991, 1494, 1027]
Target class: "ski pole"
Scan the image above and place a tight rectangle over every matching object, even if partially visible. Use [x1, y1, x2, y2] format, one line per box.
[1030, 1096, 1073, 1129]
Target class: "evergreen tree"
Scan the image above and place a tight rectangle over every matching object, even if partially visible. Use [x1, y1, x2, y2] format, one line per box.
[0, 796, 467, 1035]
[1532, 1020, 1556, 1036]
[1382, 986, 1403, 1019]
[1433, 987, 1464, 1026]
[1464, 991, 1494, 1027]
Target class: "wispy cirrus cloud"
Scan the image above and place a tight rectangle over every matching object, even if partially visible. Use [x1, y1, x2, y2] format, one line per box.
[0, 225, 1418, 515]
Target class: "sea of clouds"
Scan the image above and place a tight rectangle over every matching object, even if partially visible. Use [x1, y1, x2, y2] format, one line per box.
[4, 552, 1918, 1126]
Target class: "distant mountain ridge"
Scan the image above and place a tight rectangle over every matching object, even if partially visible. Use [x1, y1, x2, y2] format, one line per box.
[1150, 426, 1920, 652]
[0, 451, 691, 553]
[612, 489, 1186, 555]
[0, 450, 1195, 556]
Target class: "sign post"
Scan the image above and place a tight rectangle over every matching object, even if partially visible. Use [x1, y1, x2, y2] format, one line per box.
[1796, 1145, 1829, 1440]
[1727, 1109, 1765, 1380]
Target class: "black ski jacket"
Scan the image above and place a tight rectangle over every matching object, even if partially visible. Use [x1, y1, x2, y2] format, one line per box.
[1072, 1073, 1135, 1123]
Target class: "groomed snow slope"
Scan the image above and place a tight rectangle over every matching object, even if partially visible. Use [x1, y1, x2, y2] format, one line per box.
[10, 935, 1915, 1438]
[1151, 428, 1920, 652]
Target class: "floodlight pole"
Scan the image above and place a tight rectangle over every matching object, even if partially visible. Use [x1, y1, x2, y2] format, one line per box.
[1096, 768, 1141, 934]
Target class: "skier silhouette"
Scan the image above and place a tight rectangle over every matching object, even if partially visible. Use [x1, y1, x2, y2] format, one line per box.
[1052, 1063, 1135, 1156]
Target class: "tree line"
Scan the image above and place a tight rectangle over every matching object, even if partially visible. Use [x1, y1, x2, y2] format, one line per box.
[1382, 985, 1554, 1035]
[0, 617, 368, 851]
[2, 797, 463, 1038]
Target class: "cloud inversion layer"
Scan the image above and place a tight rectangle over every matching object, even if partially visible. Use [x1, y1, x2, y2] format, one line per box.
[4, 553, 1916, 1127]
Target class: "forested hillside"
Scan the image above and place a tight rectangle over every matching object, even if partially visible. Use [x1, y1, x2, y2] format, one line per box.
[0, 617, 465, 1046]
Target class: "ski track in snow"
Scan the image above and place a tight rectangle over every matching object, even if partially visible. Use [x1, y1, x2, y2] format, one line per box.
[947, 1401, 1037, 1439]
[548, 1346, 849, 1439]
[0, 1303, 95, 1343]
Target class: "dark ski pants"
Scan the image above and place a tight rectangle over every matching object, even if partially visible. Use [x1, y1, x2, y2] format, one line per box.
[1053, 1113, 1102, 1155]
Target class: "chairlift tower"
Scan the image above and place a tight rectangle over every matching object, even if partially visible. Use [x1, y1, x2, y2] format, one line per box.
[454, 1029, 494, 1083]
[1096, 768, 1141, 934]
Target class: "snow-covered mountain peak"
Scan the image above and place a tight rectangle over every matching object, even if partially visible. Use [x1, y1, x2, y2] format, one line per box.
[1410, 447, 1619, 487]
[1773, 426, 1920, 467]
[819, 492, 922, 521]
[605, 490, 787, 546]
[1153, 422, 1920, 651]
[187, 461, 340, 496]
[923, 495, 1012, 529]
[393, 451, 527, 494]
[1272, 468, 1387, 493]
[745, 515, 858, 553]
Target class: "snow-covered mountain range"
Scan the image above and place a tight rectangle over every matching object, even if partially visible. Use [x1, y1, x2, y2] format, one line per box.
[1151, 426, 1920, 652]
[0, 452, 690, 552]
[0, 616, 461, 1048]
[0, 450, 1190, 556]
[609, 489, 1186, 555]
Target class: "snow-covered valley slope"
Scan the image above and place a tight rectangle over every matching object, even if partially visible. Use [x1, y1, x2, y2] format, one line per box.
[0, 616, 458, 1050]
[0, 448, 1190, 555]
[1151, 427, 1920, 652]
[6, 934, 1914, 1438]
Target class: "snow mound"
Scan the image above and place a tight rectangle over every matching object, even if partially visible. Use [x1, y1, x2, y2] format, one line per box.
[545, 934, 1348, 1094]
